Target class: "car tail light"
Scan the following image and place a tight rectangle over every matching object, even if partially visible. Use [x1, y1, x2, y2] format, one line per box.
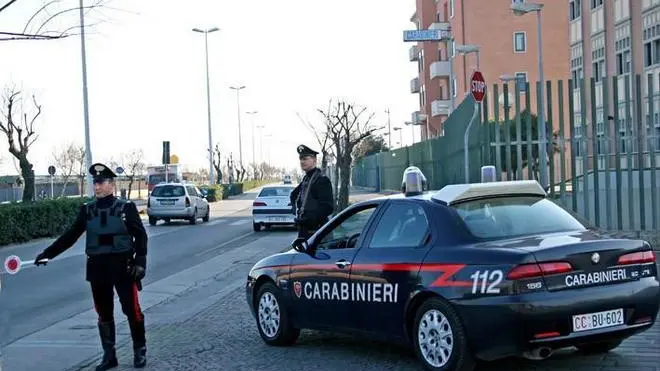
[507, 262, 573, 280]
[185, 197, 191, 207]
[253, 201, 266, 207]
[617, 251, 656, 265]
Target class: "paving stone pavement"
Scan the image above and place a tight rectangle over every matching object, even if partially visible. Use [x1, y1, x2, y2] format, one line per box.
[70, 279, 659, 371]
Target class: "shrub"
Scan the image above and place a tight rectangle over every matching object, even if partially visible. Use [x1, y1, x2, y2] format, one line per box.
[0, 197, 91, 246]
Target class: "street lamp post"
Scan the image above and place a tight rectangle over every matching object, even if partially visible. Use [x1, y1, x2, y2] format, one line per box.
[246, 110, 258, 178]
[385, 109, 392, 148]
[511, 2, 548, 188]
[192, 26, 220, 185]
[230, 85, 246, 167]
[78, 0, 93, 197]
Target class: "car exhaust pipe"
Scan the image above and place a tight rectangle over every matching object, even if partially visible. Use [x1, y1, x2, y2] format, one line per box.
[522, 347, 553, 360]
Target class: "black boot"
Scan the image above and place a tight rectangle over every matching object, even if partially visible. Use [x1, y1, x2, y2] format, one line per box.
[96, 321, 118, 371]
[129, 320, 147, 368]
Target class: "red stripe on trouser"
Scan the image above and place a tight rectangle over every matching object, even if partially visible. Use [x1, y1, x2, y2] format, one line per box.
[132, 283, 144, 322]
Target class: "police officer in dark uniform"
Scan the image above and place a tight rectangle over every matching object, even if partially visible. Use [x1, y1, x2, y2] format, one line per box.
[290, 144, 334, 239]
[33, 163, 148, 370]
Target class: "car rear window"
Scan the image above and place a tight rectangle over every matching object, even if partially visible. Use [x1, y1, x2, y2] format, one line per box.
[452, 196, 587, 239]
[151, 185, 185, 197]
[258, 187, 293, 197]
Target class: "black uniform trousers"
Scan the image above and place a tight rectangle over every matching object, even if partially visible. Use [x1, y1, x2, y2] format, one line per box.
[90, 278, 146, 346]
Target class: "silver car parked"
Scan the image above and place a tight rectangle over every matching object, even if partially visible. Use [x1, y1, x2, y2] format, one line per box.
[147, 183, 210, 225]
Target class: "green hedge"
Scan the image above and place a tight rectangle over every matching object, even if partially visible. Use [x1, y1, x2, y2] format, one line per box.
[0, 197, 90, 246]
[200, 179, 277, 202]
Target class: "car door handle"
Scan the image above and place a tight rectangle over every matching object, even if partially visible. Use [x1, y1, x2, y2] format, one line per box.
[335, 260, 351, 269]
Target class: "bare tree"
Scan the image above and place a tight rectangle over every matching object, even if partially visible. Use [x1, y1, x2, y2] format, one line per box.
[51, 142, 79, 196]
[72, 143, 86, 195]
[210, 143, 223, 184]
[297, 109, 334, 172]
[0, 0, 111, 42]
[119, 149, 145, 199]
[319, 100, 377, 212]
[0, 88, 42, 202]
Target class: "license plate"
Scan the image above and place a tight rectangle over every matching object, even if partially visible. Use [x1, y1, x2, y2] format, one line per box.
[160, 200, 175, 205]
[572, 308, 624, 332]
[269, 217, 286, 222]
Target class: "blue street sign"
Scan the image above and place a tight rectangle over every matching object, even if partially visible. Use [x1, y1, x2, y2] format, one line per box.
[116, 166, 124, 174]
[403, 29, 451, 42]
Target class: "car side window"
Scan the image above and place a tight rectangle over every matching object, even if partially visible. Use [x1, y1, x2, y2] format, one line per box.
[368, 203, 429, 249]
[186, 186, 198, 196]
[316, 206, 378, 250]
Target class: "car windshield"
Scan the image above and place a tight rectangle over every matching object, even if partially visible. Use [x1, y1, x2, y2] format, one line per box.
[452, 196, 587, 239]
[151, 185, 185, 197]
[258, 187, 293, 197]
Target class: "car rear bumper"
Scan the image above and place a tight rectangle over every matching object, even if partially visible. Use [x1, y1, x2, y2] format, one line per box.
[252, 208, 295, 225]
[453, 277, 660, 361]
[147, 207, 195, 218]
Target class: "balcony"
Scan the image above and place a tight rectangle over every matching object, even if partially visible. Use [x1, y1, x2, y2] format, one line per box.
[409, 45, 419, 61]
[430, 60, 450, 79]
[412, 111, 427, 124]
[410, 77, 420, 94]
[431, 99, 452, 117]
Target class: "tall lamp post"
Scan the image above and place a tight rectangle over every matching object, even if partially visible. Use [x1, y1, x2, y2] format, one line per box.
[246, 110, 258, 178]
[511, 2, 548, 188]
[78, 0, 93, 196]
[230, 85, 246, 167]
[192, 26, 220, 184]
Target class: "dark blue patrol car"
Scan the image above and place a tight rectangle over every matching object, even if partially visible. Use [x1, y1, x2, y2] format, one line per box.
[245, 180, 659, 371]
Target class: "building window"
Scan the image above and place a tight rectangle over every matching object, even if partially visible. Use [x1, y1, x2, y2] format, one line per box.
[449, 0, 454, 18]
[593, 60, 605, 82]
[420, 84, 426, 109]
[569, 0, 581, 21]
[450, 40, 455, 57]
[515, 72, 528, 92]
[591, 0, 603, 9]
[452, 78, 457, 98]
[514, 32, 526, 52]
[643, 16, 660, 68]
[616, 50, 631, 75]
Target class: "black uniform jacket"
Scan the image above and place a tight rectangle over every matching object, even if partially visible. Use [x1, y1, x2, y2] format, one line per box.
[290, 168, 334, 231]
[42, 195, 148, 283]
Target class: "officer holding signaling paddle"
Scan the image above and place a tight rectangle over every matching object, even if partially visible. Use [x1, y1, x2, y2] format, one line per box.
[34, 163, 148, 370]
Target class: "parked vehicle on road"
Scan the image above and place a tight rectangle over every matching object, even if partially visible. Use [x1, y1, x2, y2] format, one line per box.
[147, 183, 210, 225]
[245, 180, 659, 371]
[252, 185, 296, 231]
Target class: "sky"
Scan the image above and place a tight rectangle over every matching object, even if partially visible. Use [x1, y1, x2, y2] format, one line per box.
[0, 0, 419, 176]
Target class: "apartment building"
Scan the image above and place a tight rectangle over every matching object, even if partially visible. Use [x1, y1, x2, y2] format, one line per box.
[569, 0, 660, 171]
[409, 0, 569, 140]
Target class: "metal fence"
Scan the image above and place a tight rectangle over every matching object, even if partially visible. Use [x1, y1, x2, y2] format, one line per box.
[352, 74, 660, 233]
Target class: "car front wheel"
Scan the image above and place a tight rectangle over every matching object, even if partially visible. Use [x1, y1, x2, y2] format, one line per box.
[413, 297, 475, 371]
[255, 282, 299, 346]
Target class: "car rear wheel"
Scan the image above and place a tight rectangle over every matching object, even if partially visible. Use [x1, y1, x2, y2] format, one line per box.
[255, 282, 299, 346]
[413, 297, 475, 371]
[202, 207, 210, 222]
[253, 222, 261, 232]
[576, 339, 622, 354]
[189, 208, 197, 225]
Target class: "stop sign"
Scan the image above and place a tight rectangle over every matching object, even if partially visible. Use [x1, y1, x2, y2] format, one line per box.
[470, 71, 486, 103]
[4, 255, 21, 275]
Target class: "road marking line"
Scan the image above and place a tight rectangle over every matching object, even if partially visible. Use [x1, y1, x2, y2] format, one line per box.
[205, 219, 226, 226]
[228, 219, 249, 226]
[194, 231, 254, 257]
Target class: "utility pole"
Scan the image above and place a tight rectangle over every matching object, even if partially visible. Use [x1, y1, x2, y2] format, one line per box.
[385, 109, 392, 148]
[79, 0, 93, 197]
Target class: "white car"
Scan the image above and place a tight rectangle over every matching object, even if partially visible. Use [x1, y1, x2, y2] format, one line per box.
[252, 185, 296, 231]
[147, 183, 210, 225]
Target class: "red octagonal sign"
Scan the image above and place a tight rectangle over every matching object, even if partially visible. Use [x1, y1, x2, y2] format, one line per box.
[470, 71, 486, 103]
[4, 255, 21, 275]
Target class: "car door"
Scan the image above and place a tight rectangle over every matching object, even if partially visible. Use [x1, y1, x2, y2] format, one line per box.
[350, 200, 433, 338]
[194, 186, 209, 212]
[289, 202, 382, 331]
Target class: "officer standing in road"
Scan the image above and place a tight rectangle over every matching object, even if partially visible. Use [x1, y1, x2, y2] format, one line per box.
[33, 163, 148, 370]
[290, 144, 334, 238]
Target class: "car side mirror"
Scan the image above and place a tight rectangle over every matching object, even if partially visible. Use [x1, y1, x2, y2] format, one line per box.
[291, 237, 310, 254]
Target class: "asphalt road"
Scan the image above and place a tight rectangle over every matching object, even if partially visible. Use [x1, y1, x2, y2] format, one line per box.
[0, 189, 268, 348]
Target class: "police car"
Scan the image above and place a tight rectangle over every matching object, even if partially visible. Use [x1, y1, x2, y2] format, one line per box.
[245, 171, 659, 371]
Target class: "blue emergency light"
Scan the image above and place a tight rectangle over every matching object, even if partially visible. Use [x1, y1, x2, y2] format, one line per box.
[481, 166, 496, 183]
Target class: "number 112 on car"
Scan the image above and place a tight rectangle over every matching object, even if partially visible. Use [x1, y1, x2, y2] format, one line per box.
[470, 270, 504, 295]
